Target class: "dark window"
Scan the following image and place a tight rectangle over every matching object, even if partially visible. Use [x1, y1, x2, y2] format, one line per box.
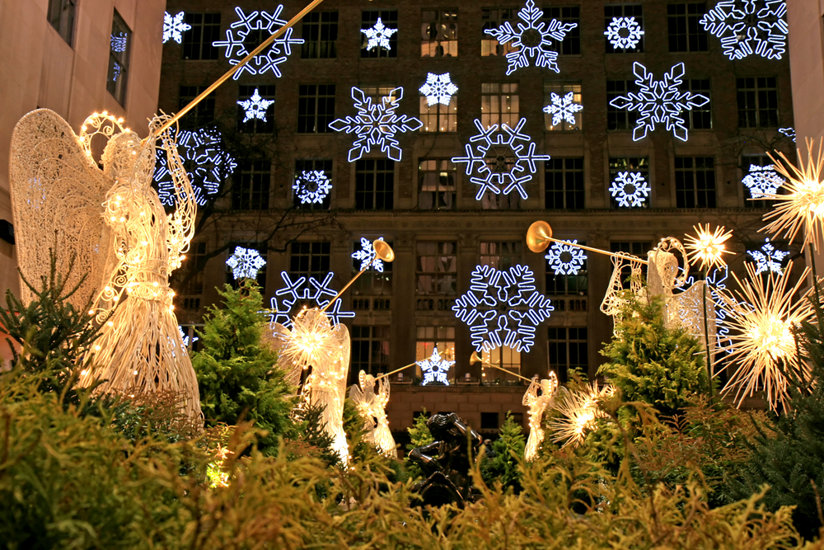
[737, 77, 778, 128]
[107, 11, 130, 105]
[545, 158, 584, 209]
[47, 0, 75, 45]
[173, 241, 207, 312]
[178, 86, 214, 129]
[667, 2, 708, 52]
[480, 412, 500, 431]
[297, 84, 335, 133]
[418, 159, 456, 210]
[361, 10, 398, 58]
[548, 327, 587, 382]
[607, 80, 638, 130]
[421, 9, 458, 57]
[290, 241, 331, 279]
[604, 4, 644, 53]
[231, 160, 270, 210]
[675, 156, 716, 208]
[543, 6, 580, 55]
[686, 79, 712, 129]
[182, 13, 220, 60]
[294, 159, 332, 209]
[355, 159, 394, 210]
[351, 325, 391, 379]
[416, 242, 457, 310]
[237, 85, 275, 134]
[610, 241, 652, 257]
[301, 11, 338, 58]
[609, 157, 650, 208]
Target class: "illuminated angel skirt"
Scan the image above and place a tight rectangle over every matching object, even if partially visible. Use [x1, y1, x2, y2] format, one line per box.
[524, 426, 545, 462]
[305, 381, 349, 463]
[372, 417, 397, 458]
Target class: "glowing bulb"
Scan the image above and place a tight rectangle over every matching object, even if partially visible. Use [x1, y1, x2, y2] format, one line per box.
[684, 223, 734, 271]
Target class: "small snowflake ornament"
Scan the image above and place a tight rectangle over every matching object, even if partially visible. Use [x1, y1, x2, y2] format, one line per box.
[270, 272, 355, 328]
[352, 237, 386, 272]
[609, 171, 650, 207]
[178, 326, 199, 348]
[419, 73, 459, 106]
[742, 165, 785, 199]
[226, 247, 267, 280]
[545, 241, 587, 276]
[700, 0, 788, 60]
[542, 91, 583, 127]
[237, 88, 274, 123]
[163, 11, 191, 44]
[293, 170, 332, 205]
[604, 16, 644, 50]
[778, 127, 796, 142]
[361, 17, 397, 51]
[747, 238, 789, 275]
[418, 346, 455, 386]
[110, 33, 128, 52]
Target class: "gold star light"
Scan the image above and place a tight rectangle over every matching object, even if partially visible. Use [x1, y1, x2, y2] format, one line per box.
[547, 382, 614, 449]
[684, 223, 734, 271]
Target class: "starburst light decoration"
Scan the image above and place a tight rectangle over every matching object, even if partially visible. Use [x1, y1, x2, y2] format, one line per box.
[779, 127, 796, 142]
[452, 264, 554, 353]
[352, 237, 387, 272]
[293, 170, 332, 205]
[361, 17, 397, 51]
[417, 346, 455, 386]
[684, 223, 734, 271]
[212, 6, 304, 80]
[451, 118, 550, 201]
[329, 87, 422, 162]
[269, 271, 355, 328]
[226, 246, 266, 280]
[609, 171, 650, 207]
[742, 164, 785, 199]
[548, 382, 614, 449]
[163, 11, 191, 44]
[604, 16, 644, 49]
[699, 0, 788, 61]
[608, 62, 710, 142]
[719, 261, 813, 411]
[523, 373, 558, 461]
[545, 240, 587, 275]
[419, 73, 458, 106]
[542, 92, 583, 127]
[153, 127, 236, 206]
[747, 238, 789, 275]
[483, 0, 577, 75]
[237, 88, 274, 123]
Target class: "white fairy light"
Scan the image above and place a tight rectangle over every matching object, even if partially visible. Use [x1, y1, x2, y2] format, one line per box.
[361, 17, 397, 51]
[419, 73, 458, 107]
[545, 241, 587, 276]
[351, 237, 386, 272]
[609, 171, 650, 207]
[747, 238, 789, 275]
[237, 88, 274, 123]
[542, 91, 583, 127]
[604, 16, 644, 49]
[293, 170, 332, 205]
[417, 346, 455, 386]
[226, 246, 266, 280]
[743, 164, 785, 199]
[163, 11, 191, 44]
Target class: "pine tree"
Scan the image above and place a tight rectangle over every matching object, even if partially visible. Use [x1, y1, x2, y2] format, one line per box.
[481, 412, 526, 491]
[405, 411, 433, 479]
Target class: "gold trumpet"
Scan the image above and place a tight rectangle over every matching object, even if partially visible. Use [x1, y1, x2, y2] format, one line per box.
[469, 350, 533, 383]
[320, 239, 395, 314]
[526, 220, 648, 264]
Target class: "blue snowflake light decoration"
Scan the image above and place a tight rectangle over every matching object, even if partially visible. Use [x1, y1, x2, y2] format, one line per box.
[329, 87, 422, 162]
[451, 118, 550, 201]
[699, 0, 788, 60]
[742, 164, 784, 199]
[179, 326, 199, 348]
[419, 73, 458, 106]
[212, 6, 304, 80]
[608, 62, 709, 142]
[452, 264, 554, 353]
[226, 246, 267, 280]
[163, 11, 191, 44]
[361, 17, 397, 51]
[609, 171, 650, 207]
[779, 127, 796, 142]
[418, 346, 455, 386]
[545, 241, 587, 275]
[604, 16, 644, 49]
[352, 237, 386, 272]
[154, 127, 237, 207]
[542, 91, 583, 127]
[238, 88, 274, 123]
[747, 238, 789, 275]
[269, 272, 355, 328]
[293, 170, 332, 205]
[110, 32, 128, 52]
[483, 0, 577, 75]
[685, 266, 733, 354]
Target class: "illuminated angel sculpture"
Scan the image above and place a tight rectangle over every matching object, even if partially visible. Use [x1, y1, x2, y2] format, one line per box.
[9, 109, 202, 423]
[348, 370, 396, 457]
[522, 372, 558, 461]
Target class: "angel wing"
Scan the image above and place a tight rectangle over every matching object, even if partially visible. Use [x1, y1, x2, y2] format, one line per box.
[669, 281, 717, 355]
[268, 322, 304, 388]
[9, 109, 112, 310]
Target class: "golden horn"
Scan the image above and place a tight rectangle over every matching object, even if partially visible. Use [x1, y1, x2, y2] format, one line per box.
[469, 351, 483, 365]
[320, 240, 395, 314]
[526, 220, 648, 264]
[374, 361, 417, 380]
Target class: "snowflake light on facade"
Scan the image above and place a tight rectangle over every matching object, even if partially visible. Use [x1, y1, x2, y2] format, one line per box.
[179, 326, 199, 348]
[542, 92, 583, 127]
[352, 237, 386, 272]
[742, 164, 784, 199]
[608, 62, 710, 142]
[110, 33, 128, 52]
[604, 16, 644, 49]
[451, 118, 550, 201]
[226, 246, 267, 280]
[545, 241, 587, 276]
[609, 171, 650, 207]
[483, 0, 577, 75]
[779, 127, 796, 142]
[417, 346, 455, 386]
[452, 264, 554, 353]
[747, 238, 789, 275]
[699, 0, 788, 61]
[237, 88, 274, 123]
[419, 73, 458, 106]
[361, 17, 397, 51]
[153, 127, 237, 207]
[293, 170, 332, 205]
[329, 87, 422, 162]
[685, 266, 733, 354]
[163, 11, 191, 44]
[269, 271, 355, 328]
[212, 6, 304, 80]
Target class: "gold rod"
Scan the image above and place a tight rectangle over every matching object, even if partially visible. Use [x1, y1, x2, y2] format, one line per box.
[320, 254, 376, 314]
[374, 362, 417, 380]
[547, 237, 649, 265]
[479, 361, 534, 383]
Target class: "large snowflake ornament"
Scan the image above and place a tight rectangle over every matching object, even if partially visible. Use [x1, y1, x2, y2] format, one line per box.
[361, 17, 397, 51]
[453, 264, 554, 353]
[154, 127, 237, 206]
[212, 6, 304, 80]
[483, 0, 577, 75]
[238, 88, 274, 123]
[293, 170, 332, 205]
[163, 11, 191, 44]
[609, 62, 710, 142]
[609, 171, 650, 207]
[352, 237, 386, 272]
[451, 118, 550, 201]
[545, 241, 587, 276]
[269, 272, 355, 328]
[604, 16, 644, 49]
[747, 238, 789, 275]
[329, 87, 422, 162]
[699, 0, 788, 60]
[543, 92, 583, 127]
[419, 73, 458, 106]
[226, 246, 267, 280]
[742, 164, 785, 199]
[418, 347, 455, 386]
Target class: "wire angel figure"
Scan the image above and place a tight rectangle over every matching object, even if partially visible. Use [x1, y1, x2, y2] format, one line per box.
[522, 372, 558, 461]
[9, 109, 202, 424]
[348, 370, 396, 457]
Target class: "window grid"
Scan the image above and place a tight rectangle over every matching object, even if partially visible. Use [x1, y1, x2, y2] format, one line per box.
[415, 326, 456, 379]
[543, 6, 580, 55]
[47, 0, 75, 45]
[418, 159, 456, 210]
[667, 2, 708, 52]
[686, 79, 712, 129]
[548, 326, 588, 382]
[297, 84, 335, 133]
[479, 241, 522, 270]
[182, 13, 220, 60]
[361, 10, 398, 58]
[289, 241, 331, 279]
[481, 82, 519, 127]
[737, 77, 778, 128]
[482, 346, 521, 381]
[421, 9, 458, 57]
[545, 157, 585, 209]
[610, 241, 652, 257]
[675, 156, 716, 208]
[609, 157, 650, 209]
[351, 325, 391, 379]
[607, 80, 638, 130]
[355, 159, 394, 210]
[301, 11, 338, 58]
[107, 11, 130, 105]
[481, 8, 518, 56]
[294, 159, 332, 209]
[178, 86, 215, 129]
[416, 241, 457, 310]
[232, 160, 270, 211]
[238, 84, 275, 134]
[420, 96, 458, 133]
[544, 82, 582, 131]
[604, 4, 643, 53]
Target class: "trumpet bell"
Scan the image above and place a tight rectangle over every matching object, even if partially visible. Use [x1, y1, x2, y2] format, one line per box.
[526, 220, 553, 253]
[469, 350, 482, 365]
[373, 239, 395, 263]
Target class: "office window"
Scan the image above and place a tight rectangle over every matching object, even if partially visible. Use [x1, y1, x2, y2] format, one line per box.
[178, 86, 215, 129]
[737, 77, 778, 128]
[479, 240, 522, 270]
[481, 82, 519, 127]
[481, 193, 521, 210]
[609, 157, 650, 208]
[610, 240, 652, 257]
[482, 346, 521, 381]
[421, 9, 458, 57]
[107, 11, 130, 105]
[545, 158, 585, 209]
[361, 10, 398, 58]
[543, 6, 580, 55]
[546, 243, 588, 297]
[481, 8, 518, 56]
[415, 326, 455, 375]
[675, 156, 716, 208]
[294, 159, 332, 209]
[182, 13, 220, 59]
[544, 82, 582, 131]
[548, 327, 587, 381]
[231, 160, 270, 210]
[47, 0, 75, 45]
[607, 80, 638, 130]
[667, 2, 708, 52]
[686, 79, 712, 129]
[289, 241, 330, 279]
[355, 159, 394, 210]
[237, 85, 275, 133]
[301, 11, 338, 58]
[297, 84, 335, 133]
[174, 240, 206, 312]
[420, 90, 458, 133]
[416, 241, 457, 310]
[604, 4, 644, 53]
[351, 325, 390, 378]
[418, 159, 456, 210]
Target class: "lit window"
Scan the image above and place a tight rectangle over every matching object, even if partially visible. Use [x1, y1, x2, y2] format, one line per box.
[421, 9, 458, 57]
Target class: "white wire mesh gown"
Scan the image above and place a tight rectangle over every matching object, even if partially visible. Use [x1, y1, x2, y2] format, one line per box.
[349, 370, 396, 457]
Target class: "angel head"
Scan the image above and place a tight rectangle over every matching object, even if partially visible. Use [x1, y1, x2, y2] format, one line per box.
[358, 370, 376, 393]
[101, 130, 155, 187]
[540, 372, 558, 396]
